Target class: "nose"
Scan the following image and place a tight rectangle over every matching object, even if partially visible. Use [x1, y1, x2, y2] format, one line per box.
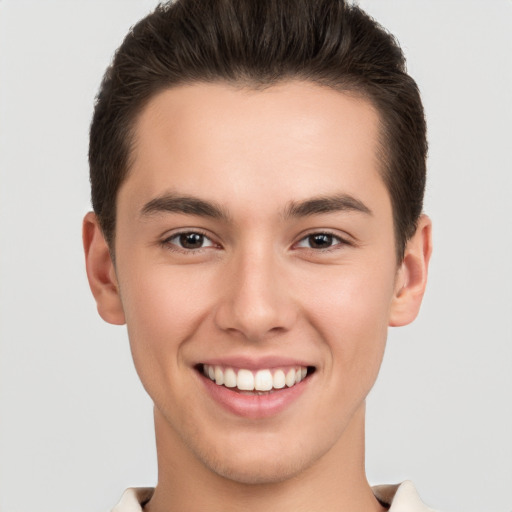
[213, 246, 297, 342]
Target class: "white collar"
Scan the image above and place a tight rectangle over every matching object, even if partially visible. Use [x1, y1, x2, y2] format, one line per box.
[373, 480, 437, 511]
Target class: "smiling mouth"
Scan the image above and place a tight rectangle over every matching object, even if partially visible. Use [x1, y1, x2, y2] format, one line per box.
[199, 364, 316, 394]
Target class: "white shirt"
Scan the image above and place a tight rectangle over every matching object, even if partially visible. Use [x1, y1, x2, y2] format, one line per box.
[110, 480, 437, 511]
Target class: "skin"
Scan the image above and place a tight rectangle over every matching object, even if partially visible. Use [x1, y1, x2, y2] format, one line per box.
[84, 81, 432, 511]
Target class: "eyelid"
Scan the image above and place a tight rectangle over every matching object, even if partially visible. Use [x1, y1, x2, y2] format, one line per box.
[160, 228, 219, 252]
[293, 230, 352, 250]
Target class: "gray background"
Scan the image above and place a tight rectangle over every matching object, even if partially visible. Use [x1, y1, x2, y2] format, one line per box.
[0, 1, 510, 511]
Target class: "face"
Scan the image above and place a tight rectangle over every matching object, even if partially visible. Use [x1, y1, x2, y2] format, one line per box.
[85, 81, 429, 485]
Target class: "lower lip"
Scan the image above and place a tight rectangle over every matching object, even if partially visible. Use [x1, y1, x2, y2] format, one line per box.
[199, 372, 311, 419]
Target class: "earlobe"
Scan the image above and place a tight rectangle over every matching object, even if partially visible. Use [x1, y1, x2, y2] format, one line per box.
[83, 212, 126, 325]
[389, 214, 432, 327]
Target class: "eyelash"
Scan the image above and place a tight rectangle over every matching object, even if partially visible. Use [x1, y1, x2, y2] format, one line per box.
[294, 231, 350, 252]
[161, 230, 217, 254]
[161, 230, 350, 254]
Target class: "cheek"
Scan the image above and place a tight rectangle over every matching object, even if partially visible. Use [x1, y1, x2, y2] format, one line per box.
[279, 263, 397, 447]
[121, 260, 213, 329]
[117, 260, 216, 382]
[304, 262, 396, 380]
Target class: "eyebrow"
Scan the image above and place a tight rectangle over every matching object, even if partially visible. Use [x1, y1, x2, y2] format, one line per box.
[140, 192, 371, 222]
[140, 193, 230, 221]
[283, 194, 372, 218]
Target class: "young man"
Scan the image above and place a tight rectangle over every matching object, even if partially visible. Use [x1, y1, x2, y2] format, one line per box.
[83, 1, 433, 510]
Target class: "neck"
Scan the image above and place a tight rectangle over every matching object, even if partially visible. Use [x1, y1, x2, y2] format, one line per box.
[145, 403, 385, 512]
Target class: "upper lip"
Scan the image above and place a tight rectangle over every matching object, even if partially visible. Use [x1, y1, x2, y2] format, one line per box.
[198, 355, 315, 371]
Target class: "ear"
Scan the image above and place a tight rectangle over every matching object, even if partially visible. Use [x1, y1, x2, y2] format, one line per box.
[389, 214, 432, 327]
[83, 212, 126, 325]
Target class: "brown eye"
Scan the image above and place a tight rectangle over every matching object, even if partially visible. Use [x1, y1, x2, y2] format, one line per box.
[166, 231, 215, 250]
[179, 232, 205, 249]
[295, 232, 346, 251]
[307, 234, 334, 249]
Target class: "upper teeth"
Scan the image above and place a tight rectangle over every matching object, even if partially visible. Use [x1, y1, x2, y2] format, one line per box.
[203, 364, 308, 391]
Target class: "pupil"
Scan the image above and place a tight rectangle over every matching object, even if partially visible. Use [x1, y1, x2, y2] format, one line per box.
[180, 233, 203, 249]
[309, 234, 332, 248]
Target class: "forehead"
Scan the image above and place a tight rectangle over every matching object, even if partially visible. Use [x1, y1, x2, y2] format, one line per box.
[124, 81, 388, 216]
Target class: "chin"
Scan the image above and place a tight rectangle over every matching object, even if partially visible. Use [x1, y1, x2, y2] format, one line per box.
[190, 435, 325, 486]
[204, 453, 306, 485]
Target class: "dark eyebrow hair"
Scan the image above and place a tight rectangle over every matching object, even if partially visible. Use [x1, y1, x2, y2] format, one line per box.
[284, 194, 372, 218]
[140, 193, 230, 221]
[141, 192, 370, 221]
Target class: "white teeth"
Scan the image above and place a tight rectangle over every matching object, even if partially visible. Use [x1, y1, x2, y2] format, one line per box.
[202, 364, 310, 392]
[237, 369, 255, 391]
[285, 368, 296, 387]
[254, 369, 273, 391]
[273, 369, 286, 389]
[224, 368, 237, 388]
[214, 366, 224, 385]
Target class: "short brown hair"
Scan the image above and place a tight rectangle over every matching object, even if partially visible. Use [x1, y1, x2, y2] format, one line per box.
[89, 0, 427, 261]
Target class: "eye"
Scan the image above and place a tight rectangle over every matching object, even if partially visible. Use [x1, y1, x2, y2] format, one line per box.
[165, 231, 216, 250]
[295, 232, 346, 250]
